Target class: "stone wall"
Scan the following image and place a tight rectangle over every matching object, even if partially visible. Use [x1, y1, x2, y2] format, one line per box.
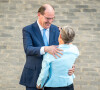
[0, 0, 100, 90]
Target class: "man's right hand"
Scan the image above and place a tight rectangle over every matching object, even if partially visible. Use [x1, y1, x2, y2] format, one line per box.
[44, 45, 63, 59]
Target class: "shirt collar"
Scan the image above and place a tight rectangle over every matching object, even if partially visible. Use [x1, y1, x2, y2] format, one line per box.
[37, 20, 49, 31]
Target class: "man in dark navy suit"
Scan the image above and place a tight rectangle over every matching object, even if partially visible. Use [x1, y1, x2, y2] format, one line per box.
[19, 4, 75, 90]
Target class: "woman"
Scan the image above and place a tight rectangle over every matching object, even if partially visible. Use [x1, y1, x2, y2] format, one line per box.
[36, 26, 79, 90]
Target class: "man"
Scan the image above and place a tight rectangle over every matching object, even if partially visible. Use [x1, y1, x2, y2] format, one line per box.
[19, 4, 75, 90]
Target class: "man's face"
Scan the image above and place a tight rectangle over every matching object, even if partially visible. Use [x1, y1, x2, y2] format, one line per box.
[38, 10, 55, 29]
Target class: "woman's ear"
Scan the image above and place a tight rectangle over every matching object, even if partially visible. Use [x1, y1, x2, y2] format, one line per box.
[59, 34, 64, 45]
[59, 34, 62, 39]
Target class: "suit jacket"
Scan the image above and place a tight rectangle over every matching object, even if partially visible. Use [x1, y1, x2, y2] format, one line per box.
[37, 44, 79, 88]
[19, 21, 59, 87]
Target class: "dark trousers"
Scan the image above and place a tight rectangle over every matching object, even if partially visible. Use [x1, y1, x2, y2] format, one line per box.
[26, 87, 42, 90]
[44, 84, 74, 90]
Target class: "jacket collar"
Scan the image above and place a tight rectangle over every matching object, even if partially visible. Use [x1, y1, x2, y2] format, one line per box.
[32, 21, 55, 46]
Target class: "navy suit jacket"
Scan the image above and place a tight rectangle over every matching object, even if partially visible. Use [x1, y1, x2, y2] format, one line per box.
[19, 21, 59, 87]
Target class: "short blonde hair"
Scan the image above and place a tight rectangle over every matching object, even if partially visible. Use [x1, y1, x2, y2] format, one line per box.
[60, 26, 75, 44]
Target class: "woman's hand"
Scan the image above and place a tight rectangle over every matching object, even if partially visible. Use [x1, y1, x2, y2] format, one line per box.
[36, 84, 43, 90]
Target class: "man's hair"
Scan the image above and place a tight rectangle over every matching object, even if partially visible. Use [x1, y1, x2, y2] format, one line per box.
[38, 6, 46, 15]
[60, 26, 75, 44]
[38, 4, 54, 15]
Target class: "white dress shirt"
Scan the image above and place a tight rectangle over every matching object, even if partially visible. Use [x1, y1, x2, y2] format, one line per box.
[37, 20, 49, 55]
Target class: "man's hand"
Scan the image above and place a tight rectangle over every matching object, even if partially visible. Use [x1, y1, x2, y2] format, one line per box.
[68, 64, 75, 76]
[44, 45, 63, 59]
[36, 84, 43, 89]
[58, 26, 62, 32]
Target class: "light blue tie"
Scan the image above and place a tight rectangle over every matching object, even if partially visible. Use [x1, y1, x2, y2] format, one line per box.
[43, 29, 48, 46]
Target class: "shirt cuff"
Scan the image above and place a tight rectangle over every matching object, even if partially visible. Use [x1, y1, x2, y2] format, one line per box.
[72, 74, 75, 79]
[40, 47, 45, 55]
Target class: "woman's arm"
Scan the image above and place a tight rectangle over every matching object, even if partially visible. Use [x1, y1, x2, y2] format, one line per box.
[37, 53, 51, 88]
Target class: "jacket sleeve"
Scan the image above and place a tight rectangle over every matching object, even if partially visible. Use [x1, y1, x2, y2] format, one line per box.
[23, 28, 41, 56]
[37, 53, 51, 88]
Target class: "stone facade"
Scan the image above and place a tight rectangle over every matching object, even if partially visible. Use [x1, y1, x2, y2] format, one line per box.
[0, 0, 100, 90]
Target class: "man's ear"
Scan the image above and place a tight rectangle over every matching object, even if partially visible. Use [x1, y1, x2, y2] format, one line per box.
[38, 12, 41, 17]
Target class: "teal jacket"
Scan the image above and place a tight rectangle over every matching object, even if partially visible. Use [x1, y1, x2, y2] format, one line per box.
[37, 44, 79, 88]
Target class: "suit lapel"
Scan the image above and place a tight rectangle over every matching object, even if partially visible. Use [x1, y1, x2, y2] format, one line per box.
[32, 22, 56, 46]
[32, 21, 44, 46]
[49, 25, 55, 46]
